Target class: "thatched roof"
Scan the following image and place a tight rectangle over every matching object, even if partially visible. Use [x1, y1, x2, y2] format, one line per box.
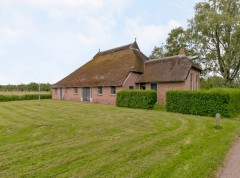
[136, 56, 201, 83]
[53, 42, 147, 88]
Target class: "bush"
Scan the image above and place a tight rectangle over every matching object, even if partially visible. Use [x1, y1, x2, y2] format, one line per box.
[116, 90, 157, 109]
[0, 94, 52, 102]
[166, 89, 240, 118]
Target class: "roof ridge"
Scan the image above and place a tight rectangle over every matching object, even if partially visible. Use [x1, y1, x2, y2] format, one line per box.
[146, 55, 187, 63]
[95, 41, 140, 56]
[95, 42, 133, 56]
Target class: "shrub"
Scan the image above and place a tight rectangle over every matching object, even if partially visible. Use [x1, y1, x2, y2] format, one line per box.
[0, 94, 52, 102]
[116, 90, 157, 109]
[166, 89, 240, 118]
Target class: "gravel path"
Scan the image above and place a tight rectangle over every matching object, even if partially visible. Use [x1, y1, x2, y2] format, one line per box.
[218, 137, 240, 178]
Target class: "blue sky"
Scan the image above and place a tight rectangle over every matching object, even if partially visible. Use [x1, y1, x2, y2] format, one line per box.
[0, 0, 201, 85]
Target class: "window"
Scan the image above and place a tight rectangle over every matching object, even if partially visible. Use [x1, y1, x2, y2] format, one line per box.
[74, 88, 78, 94]
[190, 73, 193, 90]
[196, 75, 199, 90]
[111, 86, 116, 94]
[129, 86, 134, 90]
[140, 83, 146, 90]
[151, 83, 157, 91]
[54, 88, 57, 94]
[98, 86, 102, 95]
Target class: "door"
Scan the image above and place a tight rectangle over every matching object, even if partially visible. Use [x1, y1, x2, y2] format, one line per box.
[83, 87, 90, 101]
[60, 88, 63, 100]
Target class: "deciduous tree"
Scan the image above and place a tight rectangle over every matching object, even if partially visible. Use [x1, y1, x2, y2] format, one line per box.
[189, 0, 240, 84]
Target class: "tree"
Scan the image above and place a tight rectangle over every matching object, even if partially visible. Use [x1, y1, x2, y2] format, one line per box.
[200, 76, 225, 89]
[164, 27, 187, 56]
[149, 45, 166, 59]
[189, 0, 240, 84]
[150, 0, 240, 85]
[149, 27, 199, 61]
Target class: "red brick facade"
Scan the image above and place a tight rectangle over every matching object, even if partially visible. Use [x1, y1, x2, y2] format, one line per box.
[52, 72, 142, 104]
[52, 69, 200, 105]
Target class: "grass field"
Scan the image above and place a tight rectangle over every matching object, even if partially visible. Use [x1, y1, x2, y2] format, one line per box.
[0, 100, 240, 177]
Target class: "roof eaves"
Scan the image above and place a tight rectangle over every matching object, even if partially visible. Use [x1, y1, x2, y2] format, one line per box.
[136, 80, 185, 84]
[191, 64, 202, 71]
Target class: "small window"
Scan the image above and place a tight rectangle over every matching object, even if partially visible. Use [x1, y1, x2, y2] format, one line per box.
[54, 88, 57, 94]
[140, 83, 145, 90]
[190, 73, 193, 90]
[98, 86, 102, 95]
[74, 88, 78, 94]
[129, 86, 134, 90]
[151, 83, 157, 91]
[196, 75, 199, 90]
[111, 86, 116, 94]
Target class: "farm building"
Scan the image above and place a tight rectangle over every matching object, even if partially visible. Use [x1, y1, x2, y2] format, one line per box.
[52, 41, 201, 104]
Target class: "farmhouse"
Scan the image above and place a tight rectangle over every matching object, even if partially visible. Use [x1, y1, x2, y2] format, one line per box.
[52, 41, 201, 104]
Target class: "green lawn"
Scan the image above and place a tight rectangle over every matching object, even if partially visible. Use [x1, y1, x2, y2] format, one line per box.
[0, 100, 239, 177]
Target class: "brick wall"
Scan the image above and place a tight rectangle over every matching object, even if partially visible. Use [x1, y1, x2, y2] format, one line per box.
[156, 68, 200, 104]
[52, 70, 200, 105]
[123, 72, 141, 89]
[135, 68, 200, 104]
[92, 87, 118, 104]
[156, 82, 186, 104]
[52, 88, 59, 100]
[185, 69, 200, 91]
[64, 88, 81, 101]
[91, 72, 141, 104]
[52, 88, 80, 101]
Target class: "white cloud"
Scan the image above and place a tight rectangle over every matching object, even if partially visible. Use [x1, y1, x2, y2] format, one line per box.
[0, 0, 196, 84]
[167, 20, 182, 31]
[2, 26, 18, 38]
[125, 17, 183, 55]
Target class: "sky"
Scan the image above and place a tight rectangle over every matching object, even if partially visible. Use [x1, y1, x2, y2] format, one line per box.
[0, 0, 201, 85]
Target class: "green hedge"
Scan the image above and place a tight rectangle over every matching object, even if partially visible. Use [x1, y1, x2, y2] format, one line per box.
[166, 89, 240, 118]
[0, 94, 52, 102]
[116, 90, 157, 109]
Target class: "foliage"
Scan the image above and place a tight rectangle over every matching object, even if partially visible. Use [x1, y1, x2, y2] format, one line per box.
[0, 100, 240, 177]
[200, 76, 240, 89]
[116, 90, 157, 109]
[149, 27, 189, 59]
[200, 76, 226, 89]
[150, 0, 240, 85]
[0, 82, 52, 92]
[149, 45, 166, 59]
[0, 93, 52, 102]
[164, 27, 190, 57]
[189, 0, 240, 84]
[149, 27, 199, 62]
[218, 88, 240, 114]
[166, 89, 240, 118]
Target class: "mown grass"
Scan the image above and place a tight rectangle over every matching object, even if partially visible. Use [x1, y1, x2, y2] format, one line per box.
[153, 104, 166, 111]
[0, 100, 239, 177]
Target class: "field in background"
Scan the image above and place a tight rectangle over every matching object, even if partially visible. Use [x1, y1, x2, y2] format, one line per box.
[0, 91, 51, 95]
[0, 100, 240, 177]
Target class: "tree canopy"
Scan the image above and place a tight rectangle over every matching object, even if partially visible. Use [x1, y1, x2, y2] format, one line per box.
[150, 0, 240, 85]
[0, 83, 52, 92]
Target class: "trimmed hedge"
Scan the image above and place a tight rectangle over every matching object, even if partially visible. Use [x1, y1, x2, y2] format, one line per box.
[116, 90, 157, 109]
[0, 94, 52, 102]
[166, 89, 240, 118]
